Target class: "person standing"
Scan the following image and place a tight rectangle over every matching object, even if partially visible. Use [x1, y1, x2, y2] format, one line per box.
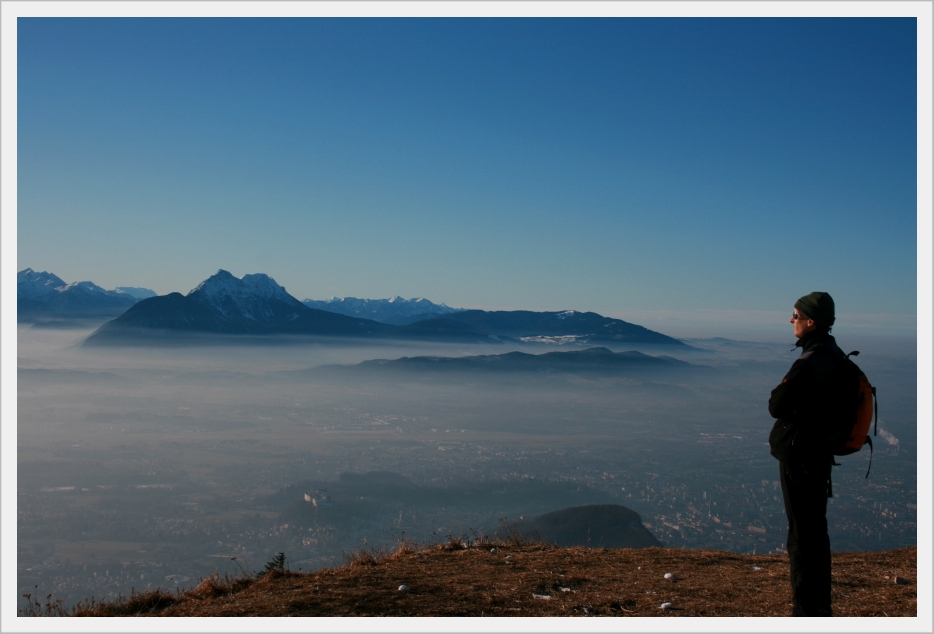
[768, 292, 844, 617]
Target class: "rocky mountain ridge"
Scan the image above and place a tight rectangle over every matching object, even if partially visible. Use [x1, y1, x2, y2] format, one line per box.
[81, 270, 689, 348]
[17, 268, 155, 319]
[301, 295, 462, 323]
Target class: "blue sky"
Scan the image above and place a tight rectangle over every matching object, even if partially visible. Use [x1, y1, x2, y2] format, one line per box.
[15, 17, 921, 337]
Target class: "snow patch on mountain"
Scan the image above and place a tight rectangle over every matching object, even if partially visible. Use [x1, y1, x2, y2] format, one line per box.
[188, 270, 305, 321]
[115, 287, 157, 300]
[60, 281, 109, 294]
[18, 269, 157, 302]
[17, 268, 149, 318]
[520, 335, 589, 345]
[301, 295, 463, 323]
[17, 268, 67, 300]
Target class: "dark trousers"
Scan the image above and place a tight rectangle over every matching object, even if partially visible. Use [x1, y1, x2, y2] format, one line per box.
[779, 460, 833, 616]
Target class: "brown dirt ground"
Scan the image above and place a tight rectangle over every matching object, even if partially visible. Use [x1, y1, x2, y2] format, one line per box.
[73, 542, 917, 617]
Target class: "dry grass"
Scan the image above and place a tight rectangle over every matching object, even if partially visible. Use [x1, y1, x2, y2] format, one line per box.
[19, 588, 70, 617]
[69, 573, 253, 617]
[69, 540, 917, 618]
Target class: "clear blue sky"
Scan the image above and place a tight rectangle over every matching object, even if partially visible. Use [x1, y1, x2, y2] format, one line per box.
[16, 17, 919, 335]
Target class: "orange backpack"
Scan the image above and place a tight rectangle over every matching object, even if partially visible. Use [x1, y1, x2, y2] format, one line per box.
[832, 351, 878, 476]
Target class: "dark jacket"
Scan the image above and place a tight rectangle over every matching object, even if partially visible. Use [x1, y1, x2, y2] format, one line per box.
[768, 330, 847, 465]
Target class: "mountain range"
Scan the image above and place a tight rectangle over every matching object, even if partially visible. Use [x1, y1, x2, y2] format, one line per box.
[18, 268, 686, 348]
[82, 270, 496, 345]
[301, 296, 462, 324]
[17, 268, 156, 319]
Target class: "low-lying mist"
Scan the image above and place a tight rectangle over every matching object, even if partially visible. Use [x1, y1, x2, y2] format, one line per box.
[16, 321, 917, 608]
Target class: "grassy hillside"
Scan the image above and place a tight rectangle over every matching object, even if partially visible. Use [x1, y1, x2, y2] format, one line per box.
[54, 540, 916, 618]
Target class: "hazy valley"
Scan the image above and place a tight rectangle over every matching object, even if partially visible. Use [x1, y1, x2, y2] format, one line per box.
[15, 314, 918, 610]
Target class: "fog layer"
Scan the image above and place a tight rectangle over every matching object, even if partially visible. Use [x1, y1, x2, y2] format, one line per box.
[16, 323, 917, 608]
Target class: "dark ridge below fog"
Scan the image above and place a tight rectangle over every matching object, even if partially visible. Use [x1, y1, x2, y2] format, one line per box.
[307, 346, 702, 376]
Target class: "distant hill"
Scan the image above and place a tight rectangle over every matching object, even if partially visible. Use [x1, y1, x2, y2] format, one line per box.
[301, 296, 463, 323]
[506, 504, 662, 549]
[17, 268, 151, 319]
[299, 302, 689, 347]
[421, 309, 688, 347]
[318, 347, 697, 377]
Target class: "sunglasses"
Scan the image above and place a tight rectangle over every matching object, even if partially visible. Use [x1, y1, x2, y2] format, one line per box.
[791, 311, 808, 321]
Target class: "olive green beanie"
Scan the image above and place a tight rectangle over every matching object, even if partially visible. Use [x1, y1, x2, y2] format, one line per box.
[794, 292, 835, 329]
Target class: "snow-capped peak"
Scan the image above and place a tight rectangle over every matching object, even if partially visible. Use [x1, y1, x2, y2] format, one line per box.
[241, 273, 295, 299]
[114, 287, 157, 300]
[17, 268, 67, 300]
[61, 281, 108, 294]
[190, 270, 292, 299]
[300, 295, 463, 322]
[188, 270, 304, 318]
[18, 268, 158, 303]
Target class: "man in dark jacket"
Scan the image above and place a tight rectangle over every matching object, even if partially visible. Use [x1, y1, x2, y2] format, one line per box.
[768, 291, 844, 617]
